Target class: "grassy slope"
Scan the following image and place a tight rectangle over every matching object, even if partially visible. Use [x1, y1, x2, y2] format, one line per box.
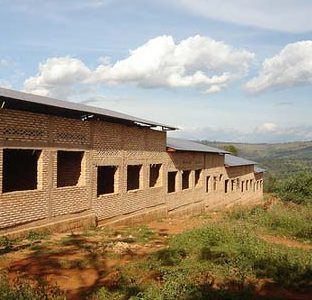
[90, 201, 312, 300]
[1, 200, 312, 299]
[202, 140, 312, 178]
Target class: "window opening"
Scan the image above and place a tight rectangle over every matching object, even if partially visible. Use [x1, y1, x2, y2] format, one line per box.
[97, 166, 117, 196]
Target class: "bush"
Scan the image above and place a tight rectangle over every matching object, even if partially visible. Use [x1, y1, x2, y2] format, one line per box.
[276, 172, 312, 204]
[264, 175, 278, 193]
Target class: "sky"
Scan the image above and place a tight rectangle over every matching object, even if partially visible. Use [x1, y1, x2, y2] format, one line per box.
[0, 0, 312, 143]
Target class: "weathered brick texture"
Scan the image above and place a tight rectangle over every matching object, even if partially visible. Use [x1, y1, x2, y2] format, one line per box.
[0, 108, 263, 234]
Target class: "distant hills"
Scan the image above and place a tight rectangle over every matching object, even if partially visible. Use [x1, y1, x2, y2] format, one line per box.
[201, 140, 312, 178]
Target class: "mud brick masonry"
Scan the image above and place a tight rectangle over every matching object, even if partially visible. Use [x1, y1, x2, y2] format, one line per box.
[0, 87, 264, 235]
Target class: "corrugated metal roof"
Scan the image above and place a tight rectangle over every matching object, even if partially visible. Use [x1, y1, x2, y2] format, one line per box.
[167, 137, 229, 154]
[255, 166, 266, 173]
[225, 154, 257, 167]
[0, 87, 177, 130]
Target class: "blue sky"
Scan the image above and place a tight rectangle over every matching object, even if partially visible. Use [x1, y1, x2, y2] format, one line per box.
[0, 0, 312, 143]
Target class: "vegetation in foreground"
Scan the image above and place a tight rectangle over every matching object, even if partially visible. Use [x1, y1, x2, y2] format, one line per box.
[1, 173, 312, 299]
[2, 200, 311, 299]
[0, 274, 65, 300]
[227, 202, 312, 244]
[89, 206, 312, 299]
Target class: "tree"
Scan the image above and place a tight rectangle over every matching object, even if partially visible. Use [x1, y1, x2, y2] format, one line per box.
[223, 144, 238, 156]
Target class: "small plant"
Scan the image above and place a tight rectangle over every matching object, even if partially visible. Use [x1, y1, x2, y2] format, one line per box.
[0, 273, 65, 300]
[59, 259, 89, 269]
[153, 248, 187, 266]
[0, 236, 14, 254]
[26, 230, 50, 241]
[90, 286, 114, 299]
[125, 225, 155, 244]
[0, 236, 13, 249]
[59, 233, 82, 246]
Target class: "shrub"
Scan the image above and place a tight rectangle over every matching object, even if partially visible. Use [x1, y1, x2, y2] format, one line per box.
[277, 172, 312, 204]
[264, 175, 278, 193]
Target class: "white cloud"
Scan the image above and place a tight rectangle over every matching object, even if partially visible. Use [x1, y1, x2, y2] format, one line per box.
[254, 122, 278, 133]
[251, 123, 312, 142]
[23, 35, 254, 97]
[0, 59, 9, 67]
[173, 0, 312, 33]
[245, 41, 312, 94]
[93, 35, 254, 93]
[24, 56, 91, 98]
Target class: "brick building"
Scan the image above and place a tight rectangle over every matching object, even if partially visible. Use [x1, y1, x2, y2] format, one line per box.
[0, 88, 264, 235]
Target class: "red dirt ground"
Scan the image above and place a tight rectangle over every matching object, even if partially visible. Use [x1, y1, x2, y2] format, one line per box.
[1, 212, 311, 299]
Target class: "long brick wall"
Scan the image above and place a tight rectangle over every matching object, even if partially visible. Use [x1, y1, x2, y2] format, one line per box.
[0, 108, 264, 234]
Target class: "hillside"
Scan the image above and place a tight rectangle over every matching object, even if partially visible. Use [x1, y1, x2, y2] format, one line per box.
[202, 140, 312, 178]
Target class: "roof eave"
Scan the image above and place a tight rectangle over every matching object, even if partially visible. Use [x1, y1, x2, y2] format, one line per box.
[225, 163, 256, 168]
[0, 87, 178, 131]
[167, 148, 227, 155]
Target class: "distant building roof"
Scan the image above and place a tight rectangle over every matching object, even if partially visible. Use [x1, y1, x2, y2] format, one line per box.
[254, 166, 266, 173]
[225, 154, 257, 167]
[167, 137, 229, 154]
[0, 87, 177, 131]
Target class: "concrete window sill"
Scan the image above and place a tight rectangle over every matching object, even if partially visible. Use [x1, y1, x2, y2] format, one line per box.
[127, 189, 142, 194]
[97, 192, 119, 199]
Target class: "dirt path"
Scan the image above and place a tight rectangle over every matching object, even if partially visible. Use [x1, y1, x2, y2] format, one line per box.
[0, 214, 211, 299]
[0, 211, 311, 299]
[261, 234, 312, 250]
[147, 213, 211, 234]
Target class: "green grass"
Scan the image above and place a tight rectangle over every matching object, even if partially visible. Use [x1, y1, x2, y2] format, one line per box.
[0, 273, 65, 300]
[165, 223, 312, 288]
[2, 201, 312, 299]
[227, 203, 312, 243]
[90, 217, 312, 299]
[26, 230, 51, 242]
[124, 225, 156, 244]
[0, 231, 50, 255]
[0, 236, 13, 249]
[58, 259, 89, 269]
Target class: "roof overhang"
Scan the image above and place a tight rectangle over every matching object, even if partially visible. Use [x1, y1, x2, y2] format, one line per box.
[0, 87, 177, 131]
